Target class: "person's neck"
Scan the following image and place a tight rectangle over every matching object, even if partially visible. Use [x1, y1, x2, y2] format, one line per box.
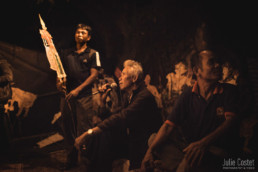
[126, 83, 139, 97]
[197, 78, 217, 101]
[76, 43, 87, 54]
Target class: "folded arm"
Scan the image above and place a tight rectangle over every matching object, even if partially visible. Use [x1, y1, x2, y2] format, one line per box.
[141, 122, 174, 171]
[66, 68, 98, 99]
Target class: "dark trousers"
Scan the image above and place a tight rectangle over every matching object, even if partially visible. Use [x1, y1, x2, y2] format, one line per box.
[60, 95, 95, 163]
[79, 131, 113, 172]
[79, 117, 128, 172]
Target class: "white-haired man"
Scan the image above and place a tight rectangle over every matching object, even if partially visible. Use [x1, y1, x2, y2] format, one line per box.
[75, 59, 162, 170]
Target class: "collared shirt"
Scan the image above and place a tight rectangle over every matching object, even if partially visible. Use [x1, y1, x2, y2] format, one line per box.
[61, 47, 101, 97]
[166, 82, 238, 143]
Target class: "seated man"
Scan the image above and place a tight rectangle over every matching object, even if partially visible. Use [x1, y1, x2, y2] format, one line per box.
[75, 59, 163, 171]
[141, 50, 240, 172]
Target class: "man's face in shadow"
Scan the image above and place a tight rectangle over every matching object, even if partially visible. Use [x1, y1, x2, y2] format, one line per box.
[75, 28, 91, 44]
[196, 50, 222, 82]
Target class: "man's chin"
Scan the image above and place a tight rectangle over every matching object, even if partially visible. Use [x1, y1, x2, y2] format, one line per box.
[212, 73, 222, 81]
[217, 74, 222, 81]
[119, 85, 124, 90]
[207, 76, 220, 83]
[76, 39, 86, 44]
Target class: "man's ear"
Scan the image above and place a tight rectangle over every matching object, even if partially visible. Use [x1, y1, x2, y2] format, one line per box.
[132, 75, 138, 83]
[87, 35, 91, 41]
[193, 66, 199, 76]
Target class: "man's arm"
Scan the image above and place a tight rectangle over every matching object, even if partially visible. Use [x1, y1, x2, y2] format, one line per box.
[183, 116, 237, 167]
[141, 122, 174, 171]
[200, 116, 237, 146]
[74, 85, 113, 150]
[97, 90, 156, 130]
[74, 126, 102, 150]
[66, 68, 98, 99]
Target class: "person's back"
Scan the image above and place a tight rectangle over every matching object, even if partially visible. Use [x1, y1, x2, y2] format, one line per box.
[122, 84, 162, 169]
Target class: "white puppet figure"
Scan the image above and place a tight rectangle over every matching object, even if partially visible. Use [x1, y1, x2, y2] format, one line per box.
[221, 63, 238, 86]
[4, 87, 37, 117]
[144, 74, 163, 108]
[166, 62, 192, 99]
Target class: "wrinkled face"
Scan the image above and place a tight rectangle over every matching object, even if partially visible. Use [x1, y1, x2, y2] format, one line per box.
[75, 28, 91, 44]
[119, 66, 134, 91]
[196, 51, 222, 82]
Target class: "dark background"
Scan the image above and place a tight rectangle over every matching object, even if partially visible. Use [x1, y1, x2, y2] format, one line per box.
[1, 0, 257, 75]
[0, 0, 257, 137]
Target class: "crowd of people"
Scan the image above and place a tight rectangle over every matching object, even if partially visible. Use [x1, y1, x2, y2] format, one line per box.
[0, 23, 248, 172]
[53, 23, 245, 172]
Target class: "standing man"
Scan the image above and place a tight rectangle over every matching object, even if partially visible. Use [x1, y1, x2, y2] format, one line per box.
[141, 50, 240, 171]
[57, 24, 101, 170]
[74, 59, 163, 171]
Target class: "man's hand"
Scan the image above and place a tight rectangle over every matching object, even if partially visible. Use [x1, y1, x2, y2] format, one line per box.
[66, 88, 80, 100]
[183, 140, 208, 167]
[56, 77, 66, 93]
[141, 150, 155, 172]
[74, 132, 89, 150]
[98, 84, 112, 107]
[74, 127, 102, 150]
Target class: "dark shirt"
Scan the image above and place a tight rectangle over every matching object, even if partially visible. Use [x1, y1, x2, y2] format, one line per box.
[97, 82, 163, 169]
[166, 82, 238, 144]
[61, 47, 101, 98]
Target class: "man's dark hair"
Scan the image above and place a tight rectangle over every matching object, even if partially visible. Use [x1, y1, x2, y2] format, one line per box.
[76, 23, 92, 36]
